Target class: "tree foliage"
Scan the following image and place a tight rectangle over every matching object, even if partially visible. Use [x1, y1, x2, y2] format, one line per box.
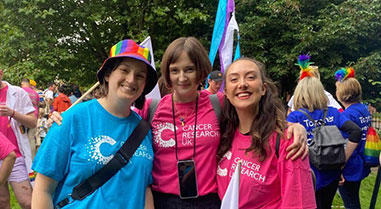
[0, 0, 380, 108]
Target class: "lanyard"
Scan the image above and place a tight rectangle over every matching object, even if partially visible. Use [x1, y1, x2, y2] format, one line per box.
[171, 93, 198, 161]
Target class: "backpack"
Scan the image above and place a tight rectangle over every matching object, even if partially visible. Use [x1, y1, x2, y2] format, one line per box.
[298, 109, 346, 170]
[363, 126, 381, 167]
[147, 94, 221, 125]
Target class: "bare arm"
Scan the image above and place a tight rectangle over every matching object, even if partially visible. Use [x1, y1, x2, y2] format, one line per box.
[345, 141, 358, 162]
[145, 187, 154, 209]
[0, 151, 16, 185]
[286, 123, 308, 160]
[0, 105, 37, 128]
[32, 173, 58, 209]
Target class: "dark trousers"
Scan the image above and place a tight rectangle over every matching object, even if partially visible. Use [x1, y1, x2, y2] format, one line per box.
[153, 191, 221, 209]
[339, 181, 362, 209]
[316, 179, 339, 209]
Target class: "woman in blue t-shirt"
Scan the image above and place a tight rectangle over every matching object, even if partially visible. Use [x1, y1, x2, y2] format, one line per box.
[31, 39, 158, 209]
[287, 55, 361, 209]
[335, 67, 372, 209]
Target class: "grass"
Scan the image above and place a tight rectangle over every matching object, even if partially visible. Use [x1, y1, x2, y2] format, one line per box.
[9, 168, 381, 209]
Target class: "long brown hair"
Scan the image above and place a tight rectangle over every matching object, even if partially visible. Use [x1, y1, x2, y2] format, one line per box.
[217, 58, 286, 161]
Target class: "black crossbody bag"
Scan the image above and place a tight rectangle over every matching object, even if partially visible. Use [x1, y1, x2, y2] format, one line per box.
[56, 119, 150, 208]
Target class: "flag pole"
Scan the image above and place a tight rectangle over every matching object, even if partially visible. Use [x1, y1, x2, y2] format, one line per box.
[68, 81, 100, 110]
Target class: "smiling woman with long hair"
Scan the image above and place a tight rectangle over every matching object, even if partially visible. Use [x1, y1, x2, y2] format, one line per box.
[217, 58, 316, 209]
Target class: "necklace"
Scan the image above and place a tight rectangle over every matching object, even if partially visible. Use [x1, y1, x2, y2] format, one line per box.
[172, 93, 199, 161]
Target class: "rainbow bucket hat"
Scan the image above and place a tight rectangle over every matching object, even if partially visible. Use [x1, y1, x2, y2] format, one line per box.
[97, 39, 158, 95]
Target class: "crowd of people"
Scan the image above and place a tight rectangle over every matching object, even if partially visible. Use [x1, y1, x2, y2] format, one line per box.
[0, 37, 379, 209]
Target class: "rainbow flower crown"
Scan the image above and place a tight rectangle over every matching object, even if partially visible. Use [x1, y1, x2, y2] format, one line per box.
[296, 54, 314, 80]
[334, 67, 355, 82]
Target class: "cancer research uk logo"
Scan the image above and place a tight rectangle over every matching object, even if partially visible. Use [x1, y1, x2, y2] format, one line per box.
[152, 122, 219, 148]
[85, 135, 152, 165]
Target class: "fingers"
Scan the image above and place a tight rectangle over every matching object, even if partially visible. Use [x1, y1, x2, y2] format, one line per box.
[285, 143, 299, 160]
[49, 111, 62, 126]
[302, 145, 309, 160]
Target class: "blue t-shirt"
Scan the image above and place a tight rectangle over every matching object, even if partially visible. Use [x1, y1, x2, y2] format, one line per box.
[287, 107, 349, 190]
[32, 99, 153, 209]
[341, 103, 371, 181]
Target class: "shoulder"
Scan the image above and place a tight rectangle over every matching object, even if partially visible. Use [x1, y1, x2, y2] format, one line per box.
[287, 110, 304, 121]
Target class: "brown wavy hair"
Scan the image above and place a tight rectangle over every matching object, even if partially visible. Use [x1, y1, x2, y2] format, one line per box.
[217, 58, 286, 161]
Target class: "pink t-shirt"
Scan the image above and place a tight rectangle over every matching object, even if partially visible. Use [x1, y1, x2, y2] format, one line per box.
[139, 91, 223, 196]
[22, 87, 39, 117]
[217, 130, 316, 209]
[0, 86, 21, 157]
[0, 131, 16, 160]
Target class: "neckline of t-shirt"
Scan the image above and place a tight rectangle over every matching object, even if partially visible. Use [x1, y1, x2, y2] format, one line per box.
[93, 99, 135, 122]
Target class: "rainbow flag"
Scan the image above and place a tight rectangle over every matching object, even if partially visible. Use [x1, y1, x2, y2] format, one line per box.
[29, 171, 36, 182]
[364, 127, 381, 166]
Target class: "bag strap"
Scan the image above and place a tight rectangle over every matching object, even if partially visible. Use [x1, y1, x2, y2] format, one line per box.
[275, 133, 281, 158]
[56, 119, 150, 208]
[297, 109, 318, 127]
[209, 94, 222, 121]
[147, 99, 159, 124]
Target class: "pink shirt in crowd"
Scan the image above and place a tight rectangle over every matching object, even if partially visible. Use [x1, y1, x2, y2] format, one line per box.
[0, 131, 16, 160]
[138, 91, 223, 196]
[217, 129, 316, 209]
[22, 87, 39, 117]
[0, 86, 21, 157]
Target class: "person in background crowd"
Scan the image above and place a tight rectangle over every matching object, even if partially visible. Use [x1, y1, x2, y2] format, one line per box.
[0, 132, 17, 186]
[69, 84, 82, 104]
[35, 108, 48, 151]
[52, 84, 72, 113]
[0, 69, 37, 209]
[217, 57, 316, 209]
[21, 78, 40, 159]
[21, 79, 39, 118]
[335, 67, 372, 209]
[43, 83, 56, 114]
[287, 55, 361, 209]
[29, 80, 38, 91]
[203, 70, 223, 95]
[32, 39, 157, 209]
[287, 65, 341, 114]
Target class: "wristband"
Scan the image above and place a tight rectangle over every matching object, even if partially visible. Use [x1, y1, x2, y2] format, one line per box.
[10, 109, 15, 119]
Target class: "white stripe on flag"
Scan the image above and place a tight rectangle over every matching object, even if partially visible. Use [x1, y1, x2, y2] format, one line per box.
[221, 161, 240, 209]
[140, 36, 161, 99]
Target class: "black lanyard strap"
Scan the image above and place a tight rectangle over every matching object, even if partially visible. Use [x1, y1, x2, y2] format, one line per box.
[171, 93, 198, 161]
[56, 119, 150, 208]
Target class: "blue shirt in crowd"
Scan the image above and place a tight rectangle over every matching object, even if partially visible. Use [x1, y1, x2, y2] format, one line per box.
[287, 107, 349, 190]
[341, 103, 371, 181]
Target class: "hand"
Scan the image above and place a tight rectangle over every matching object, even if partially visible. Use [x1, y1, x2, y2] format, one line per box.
[338, 174, 345, 186]
[286, 123, 308, 160]
[47, 111, 63, 127]
[0, 105, 13, 117]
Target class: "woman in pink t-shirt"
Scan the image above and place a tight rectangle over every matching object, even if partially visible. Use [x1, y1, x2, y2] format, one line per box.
[217, 58, 316, 209]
